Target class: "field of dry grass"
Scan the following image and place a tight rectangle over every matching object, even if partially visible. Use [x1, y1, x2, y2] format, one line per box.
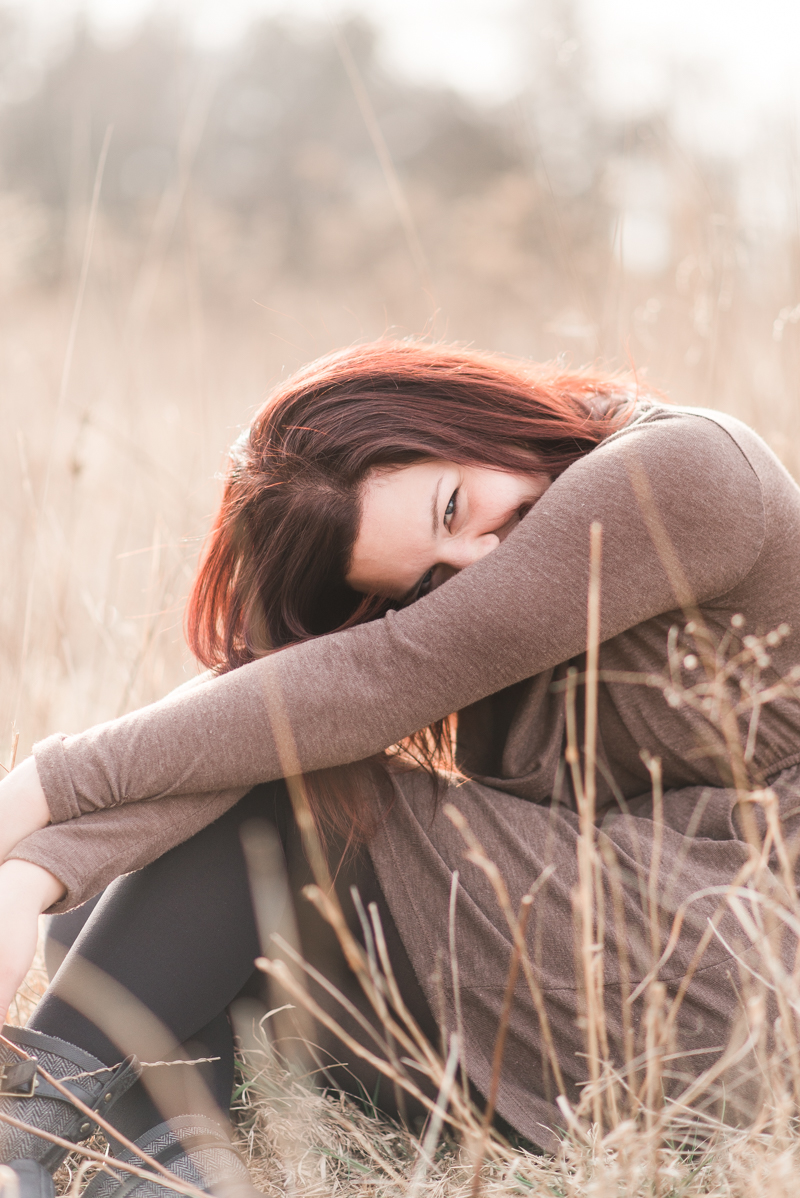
[5, 12, 800, 1195]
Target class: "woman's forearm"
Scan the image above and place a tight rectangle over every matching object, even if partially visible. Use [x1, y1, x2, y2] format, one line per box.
[0, 858, 64, 909]
[0, 756, 51, 860]
[11, 785, 248, 913]
[0, 859, 64, 1024]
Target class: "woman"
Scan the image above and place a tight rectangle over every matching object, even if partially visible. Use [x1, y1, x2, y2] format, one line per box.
[1, 341, 800, 1193]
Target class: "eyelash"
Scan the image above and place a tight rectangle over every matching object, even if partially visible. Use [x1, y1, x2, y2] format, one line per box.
[444, 488, 458, 527]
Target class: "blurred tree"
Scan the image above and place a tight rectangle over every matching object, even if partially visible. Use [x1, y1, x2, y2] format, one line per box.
[0, 14, 520, 280]
[0, 19, 192, 208]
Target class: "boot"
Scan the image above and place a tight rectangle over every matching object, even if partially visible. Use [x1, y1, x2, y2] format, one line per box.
[1, 1160, 55, 1198]
[84, 1116, 260, 1198]
[0, 1027, 140, 1171]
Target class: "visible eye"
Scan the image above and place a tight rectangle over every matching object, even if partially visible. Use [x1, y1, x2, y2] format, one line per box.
[417, 568, 434, 597]
[400, 567, 435, 608]
[444, 489, 458, 528]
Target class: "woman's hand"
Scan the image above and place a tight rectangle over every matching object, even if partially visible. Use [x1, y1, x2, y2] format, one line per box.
[0, 859, 64, 1025]
[0, 756, 51, 861]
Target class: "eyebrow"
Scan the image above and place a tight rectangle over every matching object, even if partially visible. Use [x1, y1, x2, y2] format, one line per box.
[431, 476, 442, 537]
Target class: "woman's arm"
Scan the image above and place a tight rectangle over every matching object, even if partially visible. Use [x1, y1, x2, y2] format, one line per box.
[9, 785, 249, 913]
[0, 758, 65, 1022]
[0, 672, 216, 852]
[0, 859, 64, 1024]
[31, 411, 771, 822]
[0, 756, 51, 857]
[0, 677, 224, 922]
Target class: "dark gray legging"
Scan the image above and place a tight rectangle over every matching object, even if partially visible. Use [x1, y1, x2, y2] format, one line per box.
[34, 782, 439, 1140]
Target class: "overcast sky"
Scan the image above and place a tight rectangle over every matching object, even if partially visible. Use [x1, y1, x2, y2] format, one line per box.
[9, 0, 800, 151]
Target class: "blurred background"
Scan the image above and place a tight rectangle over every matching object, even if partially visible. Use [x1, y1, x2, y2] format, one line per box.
[1, 0, 799, 761]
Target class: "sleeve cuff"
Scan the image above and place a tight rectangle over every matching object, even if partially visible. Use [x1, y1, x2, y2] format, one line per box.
[32, 733, 82, 823]
[8, 786, 250, 913]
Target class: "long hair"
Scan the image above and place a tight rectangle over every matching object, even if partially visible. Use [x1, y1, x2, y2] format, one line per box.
[186, 340, 639, 842]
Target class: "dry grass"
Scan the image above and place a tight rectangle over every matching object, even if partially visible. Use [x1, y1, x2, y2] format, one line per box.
[6, 38, 800, 1193]
[231, 1066, 800, 1198]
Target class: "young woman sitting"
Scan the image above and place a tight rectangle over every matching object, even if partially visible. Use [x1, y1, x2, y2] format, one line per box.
[1, 341, 799, 1195]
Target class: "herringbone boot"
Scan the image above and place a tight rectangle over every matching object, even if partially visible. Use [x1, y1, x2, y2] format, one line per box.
[0, 1026, 140, 1171]
[83, 1115, 261, 1198]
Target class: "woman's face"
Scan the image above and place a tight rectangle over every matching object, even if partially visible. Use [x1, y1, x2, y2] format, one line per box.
[346, 460, 551, 601]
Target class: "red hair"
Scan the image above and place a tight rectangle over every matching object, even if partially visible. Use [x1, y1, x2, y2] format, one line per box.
[186, 340, 637, 842]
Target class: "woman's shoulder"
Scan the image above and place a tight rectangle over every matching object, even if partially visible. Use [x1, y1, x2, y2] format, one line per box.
[613, 398, 756, 443]
[601, 400, 794, 493]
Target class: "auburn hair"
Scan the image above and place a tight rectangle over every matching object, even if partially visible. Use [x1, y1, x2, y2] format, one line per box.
[186, 340, 639, 843]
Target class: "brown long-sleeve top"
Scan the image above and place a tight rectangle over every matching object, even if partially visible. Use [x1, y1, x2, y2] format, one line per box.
[10, 404, 800, 912]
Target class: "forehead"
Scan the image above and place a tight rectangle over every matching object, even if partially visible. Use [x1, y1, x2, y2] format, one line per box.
[348, 461, 443, 596]
[363, 460, 440, 507]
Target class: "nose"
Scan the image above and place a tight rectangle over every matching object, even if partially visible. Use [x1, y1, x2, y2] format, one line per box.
[442, 532, 501, 572]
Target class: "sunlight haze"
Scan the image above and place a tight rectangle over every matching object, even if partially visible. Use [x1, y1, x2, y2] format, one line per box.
[9, 0, 800, 141]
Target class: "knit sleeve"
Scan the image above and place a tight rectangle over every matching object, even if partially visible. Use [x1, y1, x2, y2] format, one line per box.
[6, 786, 249, 912]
